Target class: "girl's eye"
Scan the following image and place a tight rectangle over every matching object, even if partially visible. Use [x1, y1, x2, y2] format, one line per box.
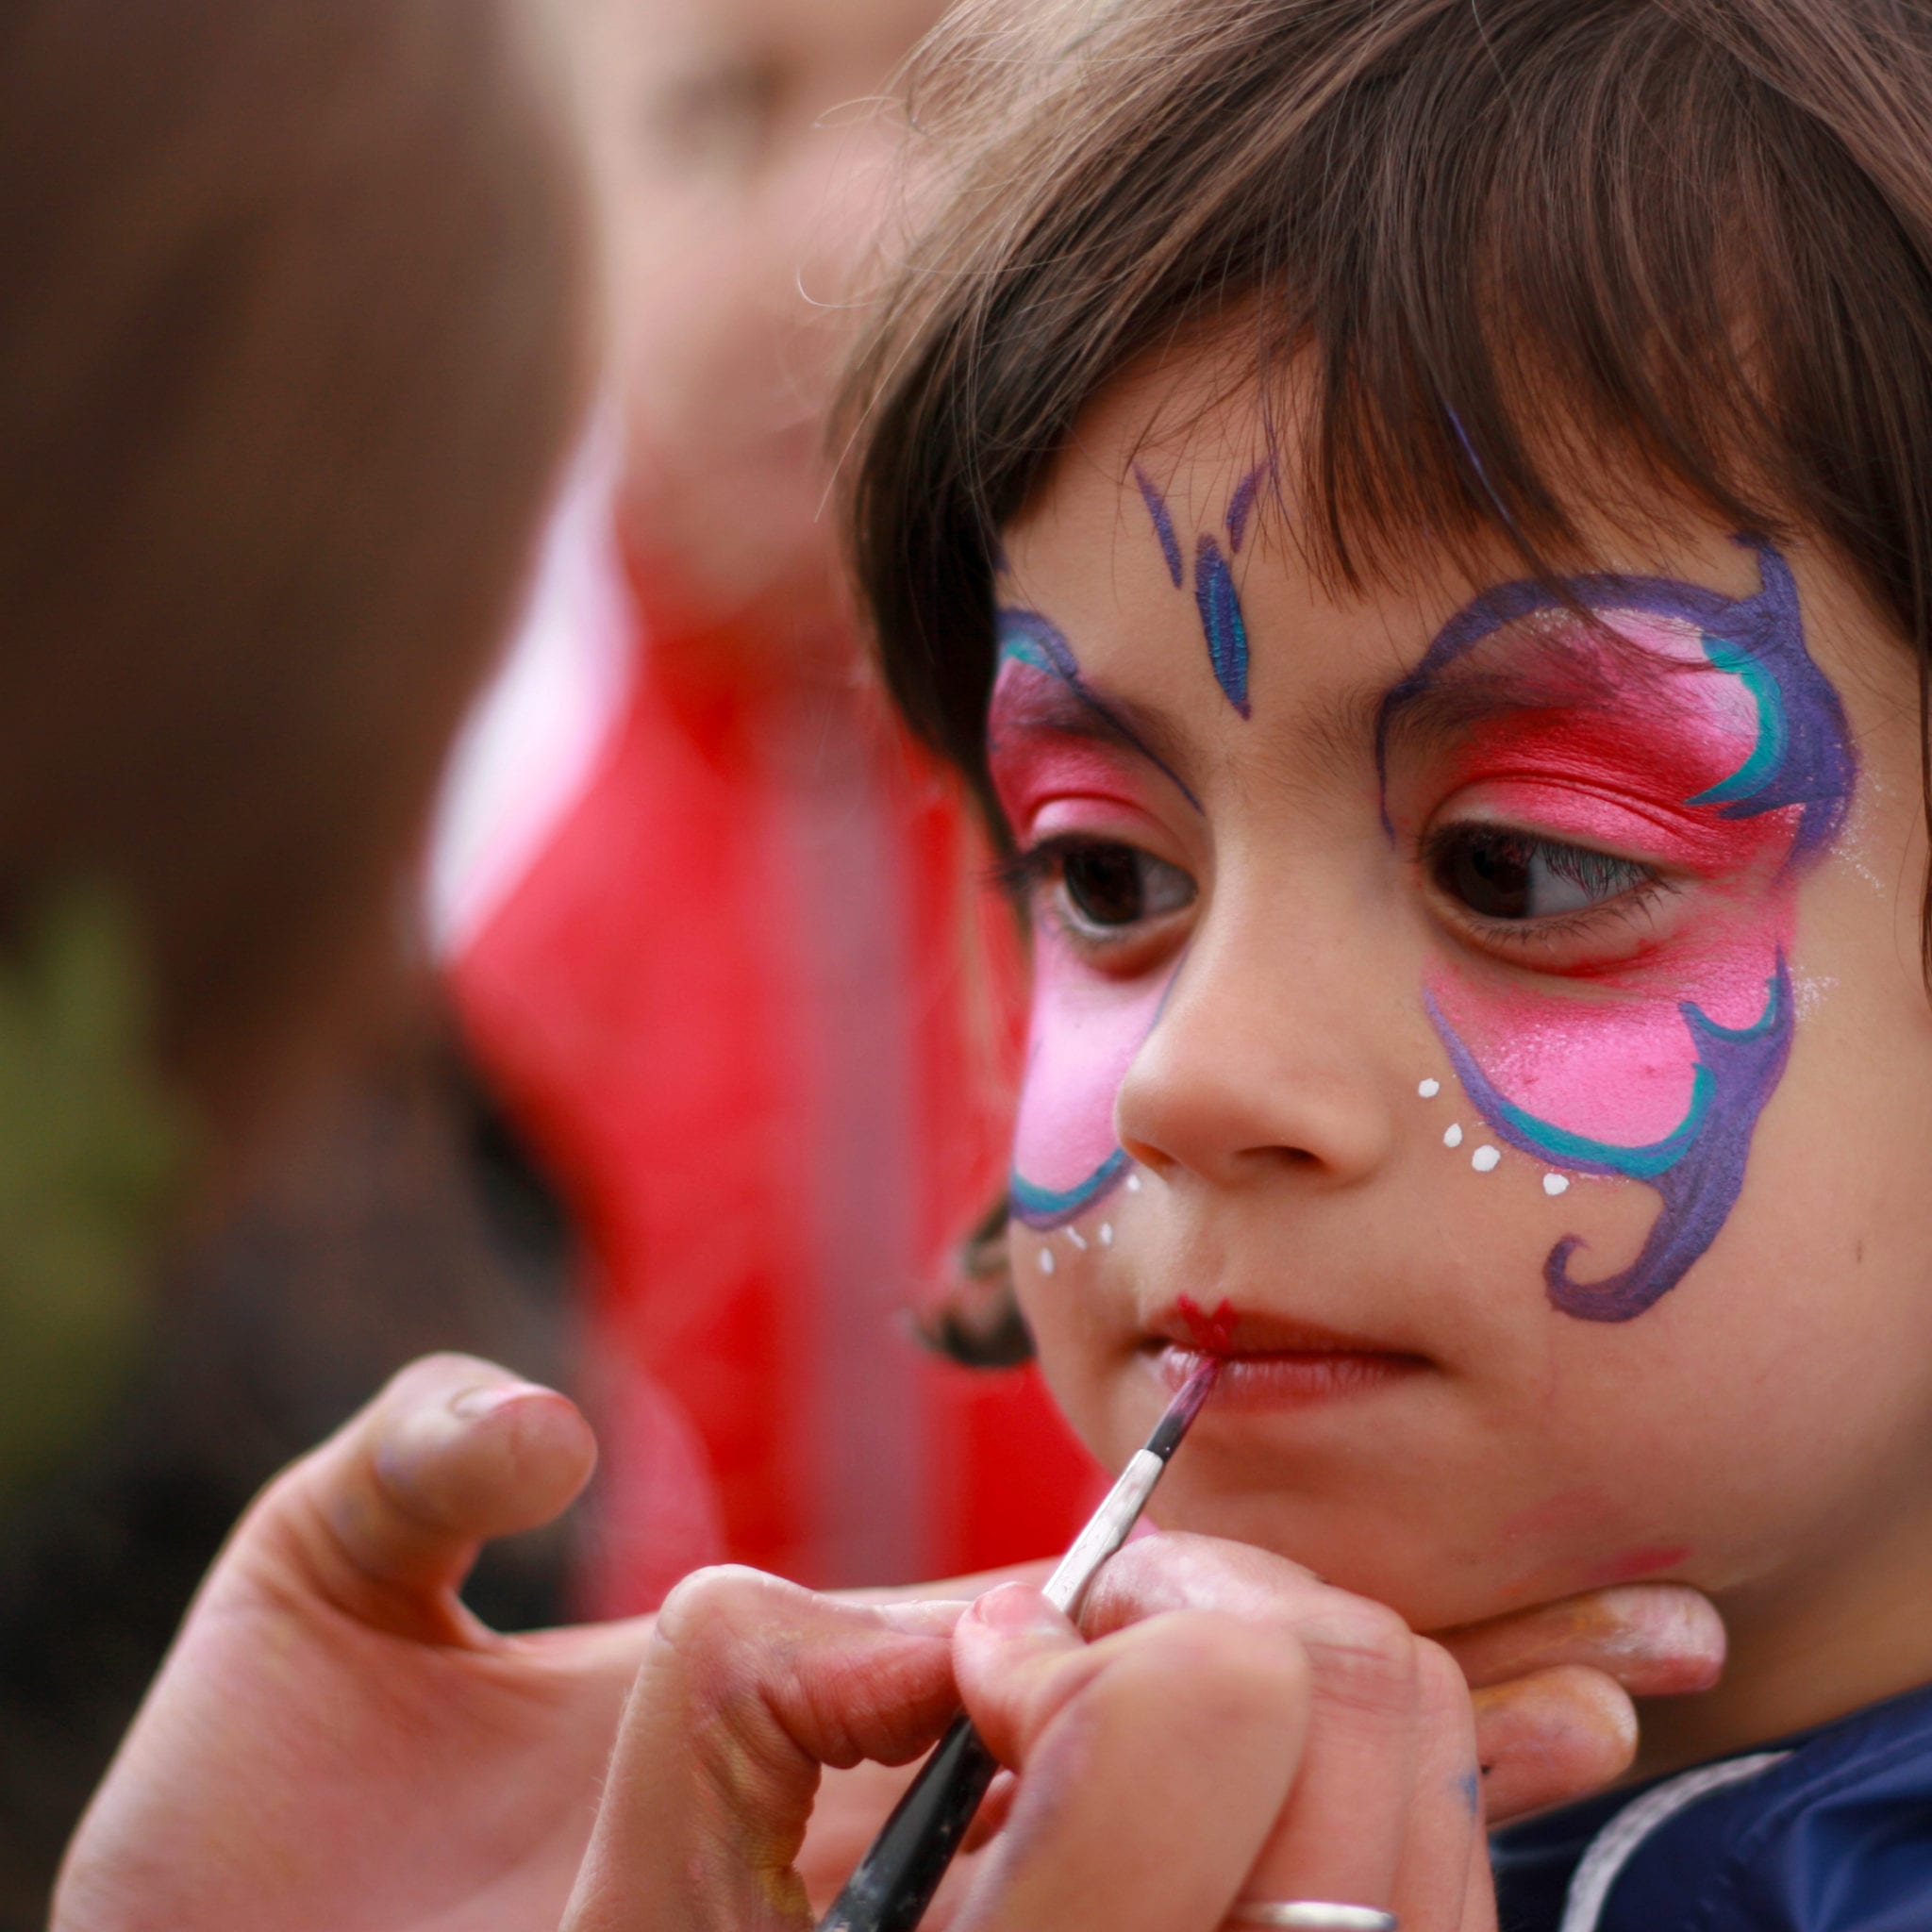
[1061, 841, 1194, 928]
[1426, 823, 1656, 923]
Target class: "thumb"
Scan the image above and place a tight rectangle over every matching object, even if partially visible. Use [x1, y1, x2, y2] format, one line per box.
[225, 1351, 596, 1644]
[564, 1569, 968, 1932]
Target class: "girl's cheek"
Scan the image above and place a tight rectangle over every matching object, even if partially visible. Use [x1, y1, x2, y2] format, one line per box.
[1010, 933, 1166, 1221]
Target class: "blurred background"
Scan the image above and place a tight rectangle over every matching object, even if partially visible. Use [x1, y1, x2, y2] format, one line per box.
[0, 0, 1095, 1922]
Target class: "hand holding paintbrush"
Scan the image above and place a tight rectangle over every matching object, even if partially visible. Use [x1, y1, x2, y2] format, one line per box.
[817, 1357, 1224, 1932]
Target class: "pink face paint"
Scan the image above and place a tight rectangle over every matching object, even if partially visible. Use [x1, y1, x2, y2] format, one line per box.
[1379, 538, 1855, 1321]
[991, 609, 1191, 1228]
[1008, 928, 1162, 1225]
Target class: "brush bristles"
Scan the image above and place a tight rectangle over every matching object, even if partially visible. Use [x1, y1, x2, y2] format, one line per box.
[1146, 1357, 1222, 1460]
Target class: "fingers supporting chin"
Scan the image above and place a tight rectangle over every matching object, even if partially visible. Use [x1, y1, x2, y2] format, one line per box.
[1474, 1664, 1639, 1823]
[1443, 1584, 1725, 1697]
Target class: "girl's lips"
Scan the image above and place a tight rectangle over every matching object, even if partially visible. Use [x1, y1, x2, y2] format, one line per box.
[1146, 1306, 1432, 1410]
[1150, 1341, 1428, 1409]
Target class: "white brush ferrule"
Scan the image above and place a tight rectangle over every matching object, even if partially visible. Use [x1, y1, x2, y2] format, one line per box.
[1041, 1448, 1165, 1619]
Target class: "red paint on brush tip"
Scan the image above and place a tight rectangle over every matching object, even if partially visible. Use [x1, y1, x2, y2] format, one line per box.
[1176, 1294, 1238, 1354]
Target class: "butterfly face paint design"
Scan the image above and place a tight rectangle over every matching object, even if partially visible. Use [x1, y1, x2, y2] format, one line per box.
[1133, 461, 1271, 717]
[1379, 537, 1856, 1321]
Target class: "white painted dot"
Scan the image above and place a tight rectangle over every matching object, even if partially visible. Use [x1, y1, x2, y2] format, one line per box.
[1443, 1122, 1464, 1148]
[1099, 1223, 1114, 1245]
[1472, 1144, 1502, 1173]
[1418, 1077, 1441, 1099]
[1037, 1246, 1056, 1274]
[1067, 1226, 1089, 1251]
[1542, 1172, 1571, 1196]
[1125, 1172, 1142, 1192]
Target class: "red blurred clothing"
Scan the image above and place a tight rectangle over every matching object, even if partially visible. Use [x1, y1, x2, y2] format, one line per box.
[451, 548, 1097, 1611]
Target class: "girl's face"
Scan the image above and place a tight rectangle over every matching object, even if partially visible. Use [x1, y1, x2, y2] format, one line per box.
[992, 368, 1932, 1638]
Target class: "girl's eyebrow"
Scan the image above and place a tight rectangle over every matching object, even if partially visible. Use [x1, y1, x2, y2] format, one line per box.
[993, 605, 1203, 810]
[1375, 652, 1635, 760]
[1374, 609, 1708, 776]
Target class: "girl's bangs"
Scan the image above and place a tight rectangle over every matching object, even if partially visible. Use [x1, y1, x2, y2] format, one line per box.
[847, 0, 1932, 767]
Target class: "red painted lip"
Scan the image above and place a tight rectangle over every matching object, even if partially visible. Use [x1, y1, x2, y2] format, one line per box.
[1151, 1303, 1418, 1358]
[1145, 1305, 1432, 1410]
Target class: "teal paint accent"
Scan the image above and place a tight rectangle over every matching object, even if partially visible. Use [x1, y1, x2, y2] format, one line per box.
[1487, 1066, 1712, 1178]
[1009, 1147, 1130, 1229]
[998, 632, 1053, 673]
[1461, 975, 1784, 1180]
[1688, 635, 1789, 808]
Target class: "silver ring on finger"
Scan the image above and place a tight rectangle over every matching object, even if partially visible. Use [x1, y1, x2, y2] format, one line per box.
[1222, 1905, 1398, 1931]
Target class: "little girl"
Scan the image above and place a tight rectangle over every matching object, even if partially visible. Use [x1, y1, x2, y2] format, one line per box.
[56, 1, 1932, 1928]
[836, 0, 1932, 1923]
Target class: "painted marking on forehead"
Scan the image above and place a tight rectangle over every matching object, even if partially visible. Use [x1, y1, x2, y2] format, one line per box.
[1194, 533, 1251, 716]
[1375, 536, 1854, 867]
[1428, 963, 1791, 1322]
[994, 607, 1203, 812]
[1133, 464, 1184, 588]
[1129, 466, 1261, 718]
[1226, 458, 1271, 555]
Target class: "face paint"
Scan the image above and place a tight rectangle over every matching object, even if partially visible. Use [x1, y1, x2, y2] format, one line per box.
[1176, 1293, 1237, 1352]
[991, 608, 1190, 1227]
[996, 607, 1201, 810]
[1225, 459, 1269, 555]
[1132, 464, 1184, 589]
[1131, 463, 1267, 717]
[1378, 537, 1856, 1321]
[1193, 533, 1250, 716]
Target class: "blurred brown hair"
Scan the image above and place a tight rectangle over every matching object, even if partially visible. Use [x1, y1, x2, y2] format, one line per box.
[842, 0, 1932, 1357]
[0, 0, 593, 1143]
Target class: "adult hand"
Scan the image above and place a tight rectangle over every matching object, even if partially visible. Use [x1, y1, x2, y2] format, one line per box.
[50, 1351, 1046, 1932]
[562, 1535, 1722, 1931]
[54, 1351, 1723, 1932]
[1003, 1531, 1726, 1931]
[52, 1350, 1048, 1932]
[51, 1353, 635, 1932]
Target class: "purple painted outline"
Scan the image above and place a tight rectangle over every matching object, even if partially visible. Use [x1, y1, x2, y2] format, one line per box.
[1226, 459, 1272, 555]
[1374, 536, 1854, 867]
[1133, 464, 1184, 588]
[1131, 464, 1265, 718]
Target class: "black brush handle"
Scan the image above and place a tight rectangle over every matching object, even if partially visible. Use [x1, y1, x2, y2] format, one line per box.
[815, 1712, 999, 1932]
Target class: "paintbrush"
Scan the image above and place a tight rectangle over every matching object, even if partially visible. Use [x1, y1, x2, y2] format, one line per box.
[816, 1357, 1222, 1932]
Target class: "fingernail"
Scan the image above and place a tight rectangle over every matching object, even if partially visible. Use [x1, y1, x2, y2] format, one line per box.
[449, 1382, 544, 1421]
[970, 1582, 1065, 1637]
[875, 1598, 973, 1636]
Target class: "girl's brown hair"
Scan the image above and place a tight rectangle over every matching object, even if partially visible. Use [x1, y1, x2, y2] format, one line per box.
[841, 0, 1932, 1357]
[0, 0, 593, 1139]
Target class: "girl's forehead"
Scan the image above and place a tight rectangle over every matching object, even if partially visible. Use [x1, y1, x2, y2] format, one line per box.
[999, 362, 1790, 735]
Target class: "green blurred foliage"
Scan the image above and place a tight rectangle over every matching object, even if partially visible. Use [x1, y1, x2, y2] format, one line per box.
[0, 888, 191, 1508]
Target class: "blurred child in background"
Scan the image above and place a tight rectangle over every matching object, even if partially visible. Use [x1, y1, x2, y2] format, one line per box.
[440, 0, 1098, 1610]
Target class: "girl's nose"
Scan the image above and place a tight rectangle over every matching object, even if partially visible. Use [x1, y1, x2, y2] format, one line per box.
[1113, 923, 1397, 1191]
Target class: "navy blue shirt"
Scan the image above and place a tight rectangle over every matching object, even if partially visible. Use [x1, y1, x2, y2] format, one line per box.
[1491, 1682, 1932, 1930]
